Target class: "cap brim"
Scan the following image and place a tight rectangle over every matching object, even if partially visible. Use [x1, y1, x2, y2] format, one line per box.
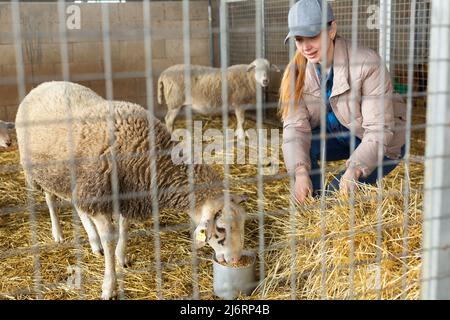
[284, 32, 294, 45]
[284, 26, 325, 45]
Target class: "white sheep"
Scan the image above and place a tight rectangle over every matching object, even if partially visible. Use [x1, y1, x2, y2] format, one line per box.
[0, 120, 15, 148]
[15, 81, 248, 300]
[158, 58, 280, 139]
[15, 84, 105, 251]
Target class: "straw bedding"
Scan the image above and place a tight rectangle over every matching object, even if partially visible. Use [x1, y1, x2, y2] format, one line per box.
[0, 107, 425, 300]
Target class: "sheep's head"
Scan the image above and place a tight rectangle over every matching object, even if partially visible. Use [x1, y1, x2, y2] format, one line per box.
[194, 194, 248, 263]
[247, 58, 281, 88]
[0, 127, 12, 148]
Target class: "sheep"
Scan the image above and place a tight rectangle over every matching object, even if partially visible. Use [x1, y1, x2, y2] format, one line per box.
[15, 84, 105, 251]
[0, 120, 15, 148]
[158, 58, 280, 139]
[15, 81, 248, 300]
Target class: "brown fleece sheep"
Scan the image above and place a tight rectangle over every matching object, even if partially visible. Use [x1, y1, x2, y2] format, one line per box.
[15, 81, 248, 299]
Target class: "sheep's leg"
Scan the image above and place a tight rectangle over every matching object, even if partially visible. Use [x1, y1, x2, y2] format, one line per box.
[235, 106, 246, 140]
[165, 106, 182, 133]
[45, 192, 63, 243]
[115, 215, 130, 268]
[75, 207, 103, 256]
[90, 213, 117, 300]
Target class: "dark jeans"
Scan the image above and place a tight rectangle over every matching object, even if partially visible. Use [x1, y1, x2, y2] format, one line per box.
[309, 127, 406, 195]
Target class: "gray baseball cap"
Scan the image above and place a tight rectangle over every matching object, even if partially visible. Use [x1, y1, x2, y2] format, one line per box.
[284, 0, 335, 44]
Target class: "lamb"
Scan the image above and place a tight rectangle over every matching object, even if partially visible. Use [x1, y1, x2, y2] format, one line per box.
[158, 58, 280, 139]
[15, 81, 248, 300]
[0, 120, 15, 148]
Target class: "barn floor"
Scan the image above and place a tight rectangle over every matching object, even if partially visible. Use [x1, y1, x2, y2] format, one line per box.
[0, 105, 426, 300]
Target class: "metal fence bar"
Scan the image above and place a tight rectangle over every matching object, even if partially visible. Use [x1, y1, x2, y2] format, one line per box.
[10, 0, 43, 299]
[375, 0, 389, 300]
[401, 0, 417, 299]
[348, 0, 359, 300]
[208, 0, 214, 67]
[379, 0, 392, 71]
[100, 2, 124, 300]
[255, 0, 266, 297]
[143, 0, 163, 300]
[421, 0, 450, 300]
[182, 0, 200, 300]
[287, 0, 297, 301]
[220, 0, 235, 300]
[319, 0, 330, 300]
[261, 0, 267, 120]
[57, 0, 85, 299]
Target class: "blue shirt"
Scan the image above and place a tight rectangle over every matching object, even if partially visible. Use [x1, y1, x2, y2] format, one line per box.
[315, 64, 349, 143]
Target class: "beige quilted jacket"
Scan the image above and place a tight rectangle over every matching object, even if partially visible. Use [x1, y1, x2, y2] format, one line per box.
[282, 36, 406, 177]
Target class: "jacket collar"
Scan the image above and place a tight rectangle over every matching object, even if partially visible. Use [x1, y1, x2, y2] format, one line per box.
[303, 35, 350, 98]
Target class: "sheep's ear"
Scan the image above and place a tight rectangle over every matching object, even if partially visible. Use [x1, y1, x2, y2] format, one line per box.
[270, 64, 281, 73]
[247, 64, 256, 72]
[230, 194, 249, 204]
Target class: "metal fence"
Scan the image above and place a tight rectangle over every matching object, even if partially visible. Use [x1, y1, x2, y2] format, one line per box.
[228, 0, 430, 95]
[0, 0, 449, 300]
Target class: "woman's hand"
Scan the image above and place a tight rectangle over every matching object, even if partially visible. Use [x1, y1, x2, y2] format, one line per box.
[339, 167, 363, 194]
[294, 167, 313, 203]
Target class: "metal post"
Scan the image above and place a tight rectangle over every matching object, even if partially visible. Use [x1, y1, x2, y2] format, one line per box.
[143, 0, 163, 299]
[57, 0, 85, 299]
[401, 0, 417, 299]
[255, 0, 266, 293]
[101, 2, 123, 299]
[11, 0, 43, 299]
[208, 0, 214, 67]
[219, 1, 231, 68]
[319, 0, 329, 299]
[379, 0, 391, 71]
[376, 0, 388, 300]
[421, 0, 450, 301]
[261, 0, 267, 120]
[182, 0, 200, 300]
[287, 0, 297, 302]
[348, 0, 360, 299]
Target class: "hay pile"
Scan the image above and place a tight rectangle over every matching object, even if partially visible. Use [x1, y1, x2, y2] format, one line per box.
[256, 178, 422, 299]
[0, 107, 425, 300]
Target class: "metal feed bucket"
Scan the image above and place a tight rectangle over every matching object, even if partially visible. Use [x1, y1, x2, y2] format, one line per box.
[212, 251, 256, 300]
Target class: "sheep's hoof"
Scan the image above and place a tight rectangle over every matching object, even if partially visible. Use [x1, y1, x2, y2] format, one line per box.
[53, 234, 64, 243]
[93, 248, 104, 257]
[122, 258, 131, 268]
[117, 257, 131, 269]
[90, 240, 104, 256]
[101, 289, 117, 300]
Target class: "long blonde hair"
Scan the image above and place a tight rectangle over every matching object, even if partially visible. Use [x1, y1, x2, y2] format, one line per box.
[278, 51, 307, 121]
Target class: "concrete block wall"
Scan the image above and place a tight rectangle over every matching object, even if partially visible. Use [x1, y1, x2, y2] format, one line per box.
[0, 1, 212, 122]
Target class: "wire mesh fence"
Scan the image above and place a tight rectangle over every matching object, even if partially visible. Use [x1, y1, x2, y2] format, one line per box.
[0, 0, 448, 300]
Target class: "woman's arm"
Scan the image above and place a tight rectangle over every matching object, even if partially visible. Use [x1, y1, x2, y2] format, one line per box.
[282, 99, 312, 175]
[345, 51, 396, 178]
[282, 99, 313, 202]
